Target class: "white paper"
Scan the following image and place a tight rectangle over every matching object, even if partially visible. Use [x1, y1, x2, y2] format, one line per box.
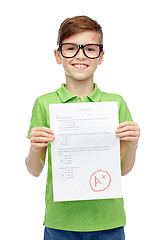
[49, 102, 122, 202]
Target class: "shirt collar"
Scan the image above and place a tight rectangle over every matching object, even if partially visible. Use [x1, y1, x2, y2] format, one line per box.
[57, 83, 102, 103]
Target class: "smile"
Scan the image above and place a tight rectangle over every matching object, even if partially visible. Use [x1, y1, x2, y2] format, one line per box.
[72, 64, 89, 70]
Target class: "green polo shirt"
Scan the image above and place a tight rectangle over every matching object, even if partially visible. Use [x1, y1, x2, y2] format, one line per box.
[27, 83, 133, 231]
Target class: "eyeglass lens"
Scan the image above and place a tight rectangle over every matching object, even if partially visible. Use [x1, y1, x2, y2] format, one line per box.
[61, 44, 101, 58]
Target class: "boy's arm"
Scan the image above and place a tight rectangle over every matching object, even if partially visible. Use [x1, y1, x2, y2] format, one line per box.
[116, 121, 140, 176]
[25, 127, 55, 177]
[25, 147, 46, 177]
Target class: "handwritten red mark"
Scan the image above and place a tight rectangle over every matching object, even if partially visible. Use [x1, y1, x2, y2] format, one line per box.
[95, 176, 102, 187]
[89, 170, 111, 192]
[101, 174, 107, 179]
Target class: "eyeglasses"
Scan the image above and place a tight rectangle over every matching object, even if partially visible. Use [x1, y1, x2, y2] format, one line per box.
[59, 43, 103, 59]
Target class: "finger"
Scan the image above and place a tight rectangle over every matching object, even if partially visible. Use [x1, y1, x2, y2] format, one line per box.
[117, 121, 137, 129]
[31, 136, 54, 143]
[116, 131, 140, 138]
[32, 127, 54, 134]
[116, 125, 139, 133]
[30, 131, 55, 138]
[31, 142, 48, 150]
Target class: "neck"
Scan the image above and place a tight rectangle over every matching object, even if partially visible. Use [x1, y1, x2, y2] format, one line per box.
[65, 76, 94, 101]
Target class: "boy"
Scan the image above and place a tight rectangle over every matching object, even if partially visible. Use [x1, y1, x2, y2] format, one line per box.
[26, 16, 140, 240]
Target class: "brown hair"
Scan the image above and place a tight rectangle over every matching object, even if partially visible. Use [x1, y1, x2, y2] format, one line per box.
[57, 15, 103, 45]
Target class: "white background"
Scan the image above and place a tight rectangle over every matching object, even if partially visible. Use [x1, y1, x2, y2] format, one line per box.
[0, 0, 162, 239]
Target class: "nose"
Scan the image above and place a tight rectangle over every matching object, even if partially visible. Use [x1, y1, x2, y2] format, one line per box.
[76, 48, 86, 59]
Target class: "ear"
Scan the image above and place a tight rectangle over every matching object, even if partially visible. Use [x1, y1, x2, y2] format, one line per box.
[98, 51, 104, 65]
[54, 49, 62, 64]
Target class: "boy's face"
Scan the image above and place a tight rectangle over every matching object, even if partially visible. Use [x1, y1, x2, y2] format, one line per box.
[54, 31, 104, 82]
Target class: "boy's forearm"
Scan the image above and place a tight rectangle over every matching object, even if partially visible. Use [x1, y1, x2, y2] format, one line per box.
[25, 147, 45, 177]
[121, 144, 138, 176]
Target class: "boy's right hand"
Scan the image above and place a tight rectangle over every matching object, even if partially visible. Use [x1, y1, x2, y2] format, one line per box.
[30, 127, 55, 152]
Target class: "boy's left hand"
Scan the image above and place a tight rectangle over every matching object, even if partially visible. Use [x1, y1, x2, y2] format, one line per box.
[115, 121, 140, 147]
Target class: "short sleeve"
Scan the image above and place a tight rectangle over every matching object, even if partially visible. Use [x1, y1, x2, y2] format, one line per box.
[119, 97, 133, 124]
[27, 98, 47, 138]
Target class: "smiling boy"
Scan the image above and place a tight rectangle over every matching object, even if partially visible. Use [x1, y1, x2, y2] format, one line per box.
[26, 16, 140, 240]
[55, 30, 104, 94]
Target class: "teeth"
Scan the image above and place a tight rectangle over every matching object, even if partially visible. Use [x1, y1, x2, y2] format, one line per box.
[73, 64, 87, 69]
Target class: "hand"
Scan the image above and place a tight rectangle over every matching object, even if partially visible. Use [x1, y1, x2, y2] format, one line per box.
[30, 127, 55, 152]
[115, 121, 140, 147]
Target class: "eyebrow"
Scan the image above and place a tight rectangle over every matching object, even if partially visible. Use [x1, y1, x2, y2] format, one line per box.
[62, 42, 101, 45]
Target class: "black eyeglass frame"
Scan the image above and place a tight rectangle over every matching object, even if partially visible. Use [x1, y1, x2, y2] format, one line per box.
[59, 43, 103, 59]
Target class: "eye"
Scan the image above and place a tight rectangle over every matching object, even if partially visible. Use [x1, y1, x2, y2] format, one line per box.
[65, 44, 77, 51]
[67, 47, 75, 51]
[85, 45, 98, 52]
[87, 47, 95, 51]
